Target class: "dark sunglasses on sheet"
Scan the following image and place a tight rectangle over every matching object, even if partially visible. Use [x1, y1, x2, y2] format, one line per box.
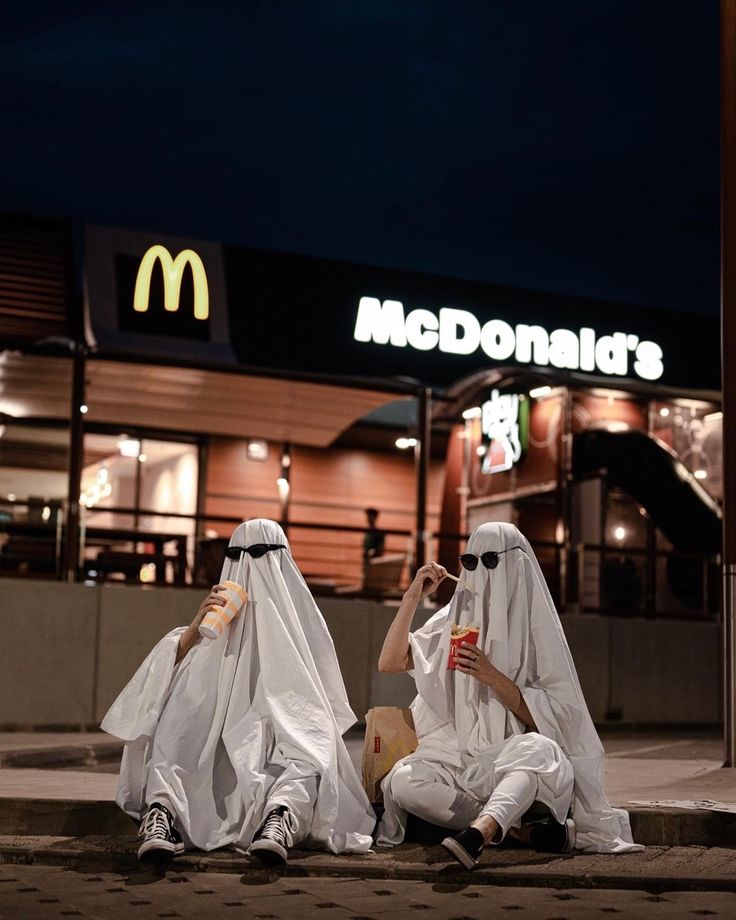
[224, 543, 287, 560]
[458, 546, 524, 571]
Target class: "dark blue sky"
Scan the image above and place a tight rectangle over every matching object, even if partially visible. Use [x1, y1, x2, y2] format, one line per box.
[0, 1, 719, 313]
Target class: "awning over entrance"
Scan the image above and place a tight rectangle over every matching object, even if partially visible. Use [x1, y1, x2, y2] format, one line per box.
[0, 353, 405, 447]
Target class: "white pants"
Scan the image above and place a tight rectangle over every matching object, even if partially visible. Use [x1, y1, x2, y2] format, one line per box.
[260, 758, 318, 844]
[389, 732, 573, 841]
[145, 754, 318, 847]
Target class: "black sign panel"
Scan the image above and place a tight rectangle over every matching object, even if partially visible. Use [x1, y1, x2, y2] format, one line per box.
[85, 224, 721, 392]
[222, 246, 720, 391]
[85, 225, 233, 365]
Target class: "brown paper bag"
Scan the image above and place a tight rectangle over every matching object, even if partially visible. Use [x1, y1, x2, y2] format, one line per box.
[362, 706, 418, 803]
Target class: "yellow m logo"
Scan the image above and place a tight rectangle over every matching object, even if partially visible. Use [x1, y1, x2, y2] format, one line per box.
[133, 245, 209, 320]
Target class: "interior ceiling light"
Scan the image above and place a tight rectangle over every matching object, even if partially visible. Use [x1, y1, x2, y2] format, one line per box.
[247, 439, 269, 461]
[117, 438, 141, 458]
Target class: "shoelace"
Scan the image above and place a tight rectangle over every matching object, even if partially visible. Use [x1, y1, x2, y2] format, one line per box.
[259, 808, 296, 847]
[139, 807, 170, 840]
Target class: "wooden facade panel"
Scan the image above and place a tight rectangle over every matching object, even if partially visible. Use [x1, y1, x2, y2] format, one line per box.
[204, 436, 282, 535]
[205, 497, 280, 528]
[204, 436, 445, 584]
[85, 361, 398, 447]
[0, 214, 71, 345]
[206, 436, 283, 499]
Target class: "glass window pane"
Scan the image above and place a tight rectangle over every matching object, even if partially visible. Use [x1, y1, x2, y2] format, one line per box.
[80, 432, 198, 584]
[138, 439, 198, 524]
[81, 432, 138, 528]
[0, 422, 68, 577]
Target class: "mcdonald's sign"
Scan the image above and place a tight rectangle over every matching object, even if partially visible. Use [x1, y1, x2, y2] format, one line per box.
[133, 245, 209, 320]
[84, 223, 720, 391]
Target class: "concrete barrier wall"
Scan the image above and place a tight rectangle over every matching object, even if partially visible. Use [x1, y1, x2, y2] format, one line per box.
[0, 579, 202, 726]
[0, 580, 99, 725]
[608, 617, 721, 723]
[0, 579, 721, 727]
[319, 598, 434, 718]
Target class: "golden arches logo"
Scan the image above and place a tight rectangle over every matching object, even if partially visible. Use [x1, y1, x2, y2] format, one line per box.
[133, 245, 209, 320]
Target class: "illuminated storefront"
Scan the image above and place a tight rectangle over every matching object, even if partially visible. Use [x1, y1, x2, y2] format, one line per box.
[0, 213, 722, 617]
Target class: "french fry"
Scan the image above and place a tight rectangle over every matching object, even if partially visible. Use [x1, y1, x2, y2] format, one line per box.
[444, 571, 480, 596]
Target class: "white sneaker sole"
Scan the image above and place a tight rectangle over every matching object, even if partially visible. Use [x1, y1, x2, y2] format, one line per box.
[248, 838, 288, 866]
[440, 836, 479, 869]
[137, 838, 185, 862]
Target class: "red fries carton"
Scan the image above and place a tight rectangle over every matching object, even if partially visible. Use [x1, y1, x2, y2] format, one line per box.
[447, 623, 480, 670]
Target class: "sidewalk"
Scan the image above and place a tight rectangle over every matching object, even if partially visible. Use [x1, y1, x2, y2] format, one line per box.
[4, 862, 736, 919]
[2, 836, 736, 893]
[0, 730, 734, 891]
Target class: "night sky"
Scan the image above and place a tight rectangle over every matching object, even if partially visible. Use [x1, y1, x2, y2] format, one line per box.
[0, 1, 719, 313]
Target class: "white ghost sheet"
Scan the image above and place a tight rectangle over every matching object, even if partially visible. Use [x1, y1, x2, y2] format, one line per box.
[377, 522, 643, 853]
[101, 519, 375, 854]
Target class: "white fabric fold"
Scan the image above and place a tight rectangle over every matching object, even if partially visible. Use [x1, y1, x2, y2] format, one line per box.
[377, 522, 642, 854]
[101, 518, 375, 855]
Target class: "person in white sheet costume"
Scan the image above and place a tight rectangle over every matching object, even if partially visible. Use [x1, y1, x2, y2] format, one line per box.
[101, 519, 375, 864]
[377, 522, 641, 868]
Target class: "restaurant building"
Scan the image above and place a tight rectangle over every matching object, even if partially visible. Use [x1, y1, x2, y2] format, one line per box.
[0, 211, 722, 623]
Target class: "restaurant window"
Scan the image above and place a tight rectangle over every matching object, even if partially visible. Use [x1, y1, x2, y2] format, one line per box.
[80, 431, 198, 584]
[0, 421, 69, 577]
[651, 400, 722, 503]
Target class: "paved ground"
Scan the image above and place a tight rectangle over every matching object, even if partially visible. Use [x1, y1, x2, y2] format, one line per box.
[600, 733, 736, 806]
[1, 728, 735, 902]
[3, 836, 736, 892]
[2, 862, 736, 920]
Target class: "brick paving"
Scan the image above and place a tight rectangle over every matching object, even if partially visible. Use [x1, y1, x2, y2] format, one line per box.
[2, 836, 736, 894]
[2, 862, 736, 920]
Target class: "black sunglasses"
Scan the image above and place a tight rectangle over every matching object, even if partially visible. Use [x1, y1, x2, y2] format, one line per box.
[458, 546, 523, 571]
[224, 543, 287, 560]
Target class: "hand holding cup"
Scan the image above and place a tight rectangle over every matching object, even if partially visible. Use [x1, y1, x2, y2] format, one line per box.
[197, 581, 248, 639]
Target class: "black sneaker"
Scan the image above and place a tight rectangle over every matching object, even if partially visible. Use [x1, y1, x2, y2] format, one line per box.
[137, 802, 185, 862]
[440, 826, 485, 869]
[248, 805, 296, 867]
[528, 817, 576, 853]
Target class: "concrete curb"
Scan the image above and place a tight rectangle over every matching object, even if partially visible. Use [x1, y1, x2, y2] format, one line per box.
[628, 806, 736, 847]
[0, 799, 133, 837]
[0, 741, 123, 769]
[1, 836, 736, 893]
